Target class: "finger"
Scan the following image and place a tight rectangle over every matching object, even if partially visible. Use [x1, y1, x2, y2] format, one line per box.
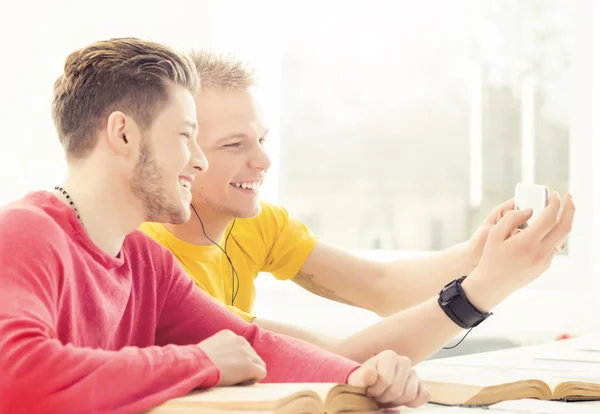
[524, 191, 562, 240]
[237, 378, 259, 386]
[254, 362, 267, 382]
[382, 372, 422, 409]
[541, 193, 575, 252]
[259, 357, 267, 367]
[246, 359, 267, 384]
[552, 234, 567, 253]
[241, 368, 266, 385]
[253, 353, 266, 367]
[378, 368, 417, 405]
[487, 198, 516, 223]
[403, 382, 431, 409]
[237, 357, 266, 386]
[397, 370, 420, 406]
[348, 366, 379, 389]
[244, 344, 266, 367]
[510, 228, 523, 237]
[488, 209, 533, 242]
[536, 245, 557, 275]
[367, 355, 406, 399]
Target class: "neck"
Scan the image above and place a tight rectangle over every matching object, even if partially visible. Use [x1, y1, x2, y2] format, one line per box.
[56, 163, 143, 257]
[165, 203, 233, 246]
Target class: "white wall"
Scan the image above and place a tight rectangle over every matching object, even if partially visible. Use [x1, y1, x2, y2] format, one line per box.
[0, 0, 218, 205]
[0, 0, 283, 205]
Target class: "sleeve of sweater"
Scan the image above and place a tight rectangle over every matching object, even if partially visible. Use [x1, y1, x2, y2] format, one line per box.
[154, 245, 361, 384]
[0, 212, 220, 414]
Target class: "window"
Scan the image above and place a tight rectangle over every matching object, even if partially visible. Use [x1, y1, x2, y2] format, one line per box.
[279, 0, 575, 254]
[262, 0, 598, 334]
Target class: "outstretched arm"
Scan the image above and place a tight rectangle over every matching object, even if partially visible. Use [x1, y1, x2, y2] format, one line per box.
[290, 199, 516, 316]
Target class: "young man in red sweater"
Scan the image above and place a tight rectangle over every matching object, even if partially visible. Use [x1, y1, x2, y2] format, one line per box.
[0, 38, 430, 413]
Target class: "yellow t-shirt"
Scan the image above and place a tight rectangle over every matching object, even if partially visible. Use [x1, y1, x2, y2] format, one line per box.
[139, 201, 318, 322]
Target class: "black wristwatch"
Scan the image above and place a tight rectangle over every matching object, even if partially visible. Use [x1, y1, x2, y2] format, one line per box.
[438, 276, 492, 329]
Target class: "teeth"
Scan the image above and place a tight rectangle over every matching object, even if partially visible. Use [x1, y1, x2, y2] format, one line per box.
[179, 178, 191, 189]
[233, 181, 262, 190]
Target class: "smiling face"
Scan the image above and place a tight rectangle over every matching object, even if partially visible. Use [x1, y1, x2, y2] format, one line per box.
[130, 84, 207, 224]
[191, 86, 271, 219]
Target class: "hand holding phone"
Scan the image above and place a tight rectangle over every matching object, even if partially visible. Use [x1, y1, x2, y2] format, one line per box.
[514, 183, 550, 230]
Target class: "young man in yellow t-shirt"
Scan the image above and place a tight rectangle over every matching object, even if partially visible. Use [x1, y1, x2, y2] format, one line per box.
[139, 51, 574, 365]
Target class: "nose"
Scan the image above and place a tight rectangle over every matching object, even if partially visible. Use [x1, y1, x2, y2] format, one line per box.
[249, 145, 272, 172]
[190, 139, 209, 173]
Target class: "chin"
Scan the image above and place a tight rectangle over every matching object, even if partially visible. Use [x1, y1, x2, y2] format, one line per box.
[145, 200, 191, 225]
[231, 202, 262, 219]
[172, 206, 192, 224]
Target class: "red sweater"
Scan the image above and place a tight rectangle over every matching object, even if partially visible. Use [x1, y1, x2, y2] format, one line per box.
[0, 192, 359, 414]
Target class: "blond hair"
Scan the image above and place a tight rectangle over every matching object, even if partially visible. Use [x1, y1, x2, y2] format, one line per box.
[52, 37, 198, 159]
[188, 49, 256, 90]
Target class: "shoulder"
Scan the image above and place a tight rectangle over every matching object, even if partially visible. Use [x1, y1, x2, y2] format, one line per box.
[258, 200, 291, 221]
[235, 200, 316, 254]
[138, 221, 165, 240]
[124, 229, 191, 280]
[241, 200, 292, 232]
[226, 201, 294, 249]
[0, 193, 69, 246]
[124, 229, 177, 262]
[0, 193, 73, 272]
[124, 229, 193, 293]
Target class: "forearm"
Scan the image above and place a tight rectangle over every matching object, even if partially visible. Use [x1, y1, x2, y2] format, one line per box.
[333, 278, 504, 365]
[253, 317, 342, 352]
[332, 297, 466, 364]
[0, 331, 219, 414]
[159, 274, 359, 384]
[377, 242, 475, 315]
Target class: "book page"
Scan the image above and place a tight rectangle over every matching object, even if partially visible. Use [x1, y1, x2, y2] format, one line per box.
[535, 350, 600, 365]
[405, 407, 544, 414]
[416, 363, 585, 388]
[422, 356, 592, 374]
[404, 407, 499, 413]
[490, 399, 600, 413]
[169, 383, 337, 404]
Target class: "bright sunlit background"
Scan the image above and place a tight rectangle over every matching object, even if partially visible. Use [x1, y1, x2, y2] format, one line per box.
[1, 0, 599, 350]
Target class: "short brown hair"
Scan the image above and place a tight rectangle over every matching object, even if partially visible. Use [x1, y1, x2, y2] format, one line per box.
[188, 49, 256, 90]
[52, 37, 198, 159]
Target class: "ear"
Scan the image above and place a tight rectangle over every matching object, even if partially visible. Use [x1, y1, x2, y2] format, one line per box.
[106, 111, 140, 158]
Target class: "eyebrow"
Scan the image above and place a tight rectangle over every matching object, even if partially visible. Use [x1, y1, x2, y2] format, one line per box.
[217, 129, 270, 143]
[182, 120, 198, 129]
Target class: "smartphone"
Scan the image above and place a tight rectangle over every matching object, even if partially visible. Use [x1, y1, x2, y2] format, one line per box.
[514, 183, 550, 230]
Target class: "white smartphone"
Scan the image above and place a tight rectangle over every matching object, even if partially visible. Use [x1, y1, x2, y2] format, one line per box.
[514, 183, 550, 229]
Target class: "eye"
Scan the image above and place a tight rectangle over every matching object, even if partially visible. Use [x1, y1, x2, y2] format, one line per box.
[180, 132, 192, 140]
[224, 142, 241, 148]
[259, 137, 267, 145]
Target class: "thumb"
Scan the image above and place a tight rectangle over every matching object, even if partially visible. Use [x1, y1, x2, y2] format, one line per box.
[489, 208, 532, 241]
[348, 366, 378, 389]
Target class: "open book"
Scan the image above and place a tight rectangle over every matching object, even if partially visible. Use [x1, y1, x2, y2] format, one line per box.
[417, 363, 600, 406]
[145, 383, 380, 414]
